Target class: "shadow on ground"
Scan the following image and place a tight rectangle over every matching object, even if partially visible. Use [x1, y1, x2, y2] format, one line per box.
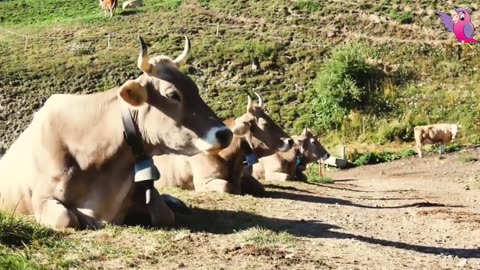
[176, 207, 480, 259]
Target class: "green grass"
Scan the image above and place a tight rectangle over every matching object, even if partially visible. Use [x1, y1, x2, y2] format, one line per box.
[305, 163, 335, 184]
[1, 0, 480, 152]
[235, 227, 296, 247]
[351, 149, 417, 166]
[459, 154, 478, 163]
[0, 212, 79, 269]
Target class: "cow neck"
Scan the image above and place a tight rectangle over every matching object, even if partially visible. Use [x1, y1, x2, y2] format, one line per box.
[120, 104, 146, 160]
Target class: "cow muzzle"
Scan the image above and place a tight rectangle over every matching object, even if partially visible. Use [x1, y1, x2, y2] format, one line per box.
[278, 138, 294, 152]
[194, 126, 233, 152]
[320, 152, 330, 162]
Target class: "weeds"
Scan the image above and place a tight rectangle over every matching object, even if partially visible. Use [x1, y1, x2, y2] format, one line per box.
[351, 149, 417, 166]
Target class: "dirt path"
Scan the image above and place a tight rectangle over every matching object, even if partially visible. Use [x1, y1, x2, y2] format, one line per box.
[156, 148, 480, 270]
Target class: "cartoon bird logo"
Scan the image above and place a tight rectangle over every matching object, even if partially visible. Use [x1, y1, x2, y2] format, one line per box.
[438, 8, 477, 48]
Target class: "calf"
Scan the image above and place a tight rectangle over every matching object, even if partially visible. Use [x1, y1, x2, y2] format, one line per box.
[414, 123, 461, 158]
[0, 35, 232, 230]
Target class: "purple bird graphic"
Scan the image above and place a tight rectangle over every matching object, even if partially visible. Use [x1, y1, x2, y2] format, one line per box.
[438, 8, 477, 48]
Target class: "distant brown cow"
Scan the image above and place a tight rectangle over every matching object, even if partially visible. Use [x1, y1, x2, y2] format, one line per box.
[101, 0, 118, 17]
[414, 123, 461, 158]
[154, 93, 293, 195]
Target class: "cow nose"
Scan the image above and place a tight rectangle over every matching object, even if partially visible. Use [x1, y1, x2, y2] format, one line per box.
[322, 153, 330, 161]
[215, 128, 233, 148]
[287, 138, 294, 147]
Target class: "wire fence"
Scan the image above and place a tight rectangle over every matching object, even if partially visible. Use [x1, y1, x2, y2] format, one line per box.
[0, 12, 451, 54]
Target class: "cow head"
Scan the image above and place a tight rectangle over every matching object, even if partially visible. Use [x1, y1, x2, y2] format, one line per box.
[292, 127, 330, 164]
[451, 123, 461, 140]
[227, 93, 293, 158]
[118, 36, 232, 156]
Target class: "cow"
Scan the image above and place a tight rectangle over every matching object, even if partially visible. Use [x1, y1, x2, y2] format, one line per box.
[101, 0, 118, 17]
[292, 127, 330, 181]
[122, 0, 143, 10]
[153, 93, 293, 195]
[414, 123, 461, 158]
[0, 35, 233, 230]
[252, 127, 330, 182]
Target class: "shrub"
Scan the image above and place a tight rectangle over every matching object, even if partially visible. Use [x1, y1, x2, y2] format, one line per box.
[302, 43, 388, 134]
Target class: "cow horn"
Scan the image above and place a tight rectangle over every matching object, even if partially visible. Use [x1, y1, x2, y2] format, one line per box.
[302, 127, 308, 135]
[247, 95, 254, 112]
[254, 92, 263, 108]
[172, 35, 190, 67]
[137, 36, 152, 73]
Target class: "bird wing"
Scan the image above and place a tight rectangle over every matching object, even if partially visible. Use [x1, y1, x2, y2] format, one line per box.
[437, 12, 454, 32]
[464, 22, 476, 38]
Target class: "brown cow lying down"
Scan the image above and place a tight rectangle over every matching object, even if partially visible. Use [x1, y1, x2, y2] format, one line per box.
[292, 128, 330, 181]
[153, 93, 293, 195]
[0, 35, 233, 230]
[252, 128, 330, 181]
[414, 123, 461, 158]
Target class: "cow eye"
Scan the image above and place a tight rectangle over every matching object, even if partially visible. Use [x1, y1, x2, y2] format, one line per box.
[166, 91, 181, 102]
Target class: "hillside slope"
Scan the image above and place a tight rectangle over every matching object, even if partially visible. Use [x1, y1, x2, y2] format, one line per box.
[1, 0, 480, 151]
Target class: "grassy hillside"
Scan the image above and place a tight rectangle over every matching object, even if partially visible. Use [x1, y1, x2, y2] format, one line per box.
[1, 0, 480, 154]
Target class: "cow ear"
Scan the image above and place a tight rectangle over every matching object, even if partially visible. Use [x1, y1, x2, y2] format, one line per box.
[231, 118, 251, 136]
[118, 80, 147, 107]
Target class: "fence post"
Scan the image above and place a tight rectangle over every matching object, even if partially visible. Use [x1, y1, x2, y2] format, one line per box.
[216, 22, 220, 36]
[107, 34, 111, 50]
[24, 36, 28, 51]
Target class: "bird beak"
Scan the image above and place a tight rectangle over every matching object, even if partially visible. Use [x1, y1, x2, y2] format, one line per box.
[453, 14, 459, 22]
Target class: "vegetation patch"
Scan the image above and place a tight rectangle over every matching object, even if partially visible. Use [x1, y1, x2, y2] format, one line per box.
[351, 149, 417, 166]
[235, 227, 296, 247]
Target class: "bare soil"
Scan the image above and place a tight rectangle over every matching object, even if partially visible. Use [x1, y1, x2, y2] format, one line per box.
[158, 147, 480, 270]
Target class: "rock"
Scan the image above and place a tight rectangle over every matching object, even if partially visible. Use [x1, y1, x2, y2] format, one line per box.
[174, 232, 191, 241]
[464, 185, 470, 190]
[457, 259, 467, 267]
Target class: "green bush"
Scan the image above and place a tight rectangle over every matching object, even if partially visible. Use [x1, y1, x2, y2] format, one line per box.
[302, 43, 388, 133]
[352, 149, 416, 166]
[305, 163, 334, 184]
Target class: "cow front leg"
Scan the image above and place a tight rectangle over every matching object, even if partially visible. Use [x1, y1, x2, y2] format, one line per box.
[265, 172, 291, 181]
[439, 144, 445, 155]
[196, 179, 236, 194]
[33, 198, 80, 230]
[147, 189, 175, 227]
[416, 144, 423, 158]
[240, 175, 265, 196]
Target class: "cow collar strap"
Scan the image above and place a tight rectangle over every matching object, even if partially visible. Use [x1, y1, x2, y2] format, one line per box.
[241, 140, 259, 166]
[120, 105, 160, 204]
[295, 149, 304, 166]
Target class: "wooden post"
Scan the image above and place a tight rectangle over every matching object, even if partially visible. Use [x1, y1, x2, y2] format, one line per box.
[107, 34, 111, 50]
[216, 22, 220, 36]
[24, 36, 28, 51]
[340, 145, 345, 159]
[349, 151, 353, 162]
